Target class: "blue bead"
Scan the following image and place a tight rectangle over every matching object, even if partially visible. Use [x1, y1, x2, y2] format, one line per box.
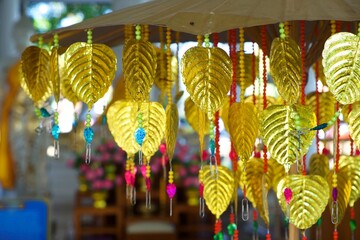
[210, 139, 215, 156]
[102, 115, 107, 125]
[73, 119, 78, 129]
[134, 127, 146, 146]
[84, 127, 94, 143]
[40, 108, 51, 118]
[51, 124, 60, 140]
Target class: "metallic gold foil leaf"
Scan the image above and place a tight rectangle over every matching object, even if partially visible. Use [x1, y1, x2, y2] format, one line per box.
[229, 102, 259, 161]
[322, 32, 360, 105]
[236, 53, 257, 89]
[219, 96, 230, 133]
[65, 42, 116, 109]
[260, 105, 316, 166]
[349, 106, 360, 150]
[309, 153, 329, 178]
[239, 158, 271, 226]
[184, 97, 209, 154]
[306, 92, 336, 131]
[270, 37, 302, 105]
[327, 169, 351, 225]
[339, 156, 360, 207]
[107, 101, 166, 157]
[123, 39, 157, 102]
[244, 95, 278, 113]
[154, 49, 178, 95]
[50, 47, 61, 103]
[60, 67, 80, 105]
[21, 46, 52, 104]
[181, 46, 232, 119]
[203, 165, 234, 219]
[277, 175, 329, 230]
[268, 158, 286, 193]
[342, 102, 360, 123]
[165, 103, 179, 160]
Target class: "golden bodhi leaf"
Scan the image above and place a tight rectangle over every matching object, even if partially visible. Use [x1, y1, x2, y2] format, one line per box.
[342, 102, 360, 123]
[268, 158, 286, 193]
[306, 92, 336, 131]
[339, 156, 360, 207]
[236, 52, 258, 89]
[60, 67, 80, 105]
[323, 32, 360, 105]
[277, 175, 329, 230]
[21, 46, 52, 104]
[260, 105, 316, 166]
[165, 103, 179, 160]
[203, 165, 234, 219]
[123, 39, 157, 102]
[219, 96, 230, 133]
[327, 169, 351, 225]
[349, 106, 360, 150]
[229, 102, 259, 161]
[107, 101, 166, 157]
[65, 42, 116, 109]
[181, 46, 232, 119]
[270, 37, 301, 105]
[50, 47, 61, 103]
[184, 97, 209, 155]
[239, 158, 271, 226]
[309, 153, 329, 178]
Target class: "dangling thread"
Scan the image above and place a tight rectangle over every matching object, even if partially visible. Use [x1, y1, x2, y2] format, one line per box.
[130, 159, 136, 205]
[350, 207, 356, 240]
[52, 111, 60, 158]
[145, 163, 151, 209]
[135, 111, 146, 165]
[72, 112, 78, 145]
[302, 231, 308, 240]
[284, 216, 289, 240]
[100, 105, 107, 139]
[242, 183, 249, 221]
[84, 113, 94, 164]
[315, 60, 320, 153]
[331, 101, 340, 224]
[316, 218, 322, 240]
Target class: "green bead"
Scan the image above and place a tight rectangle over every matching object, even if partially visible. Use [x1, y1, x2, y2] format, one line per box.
[227, 223, 237, 236]
[253, 220, 258, 231]
[335, 111, 340, 117]
[350, 219, 356, 231]
[136, 25, 141, 30]
[284, 217, 289, 227]
[86, 114, 91, 119]
[280, 33, 286, 39]
[294, 114, 300, 120]
[327, 120, 334, 126]
[279, 23, 285, 28]
[136, 35, 141, 40]
[317, 217, 322, 226]
[279, 28, 285, 33]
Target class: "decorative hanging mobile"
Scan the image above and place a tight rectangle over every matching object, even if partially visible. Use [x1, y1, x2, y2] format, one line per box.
[164, 27, 180, 216]
[20, 36, 53, 133]
[64, 29, 117, 164]
[50, 33, 61, 158]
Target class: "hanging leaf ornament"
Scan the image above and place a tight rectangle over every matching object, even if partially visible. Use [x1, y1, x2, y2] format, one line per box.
[239, 158, 271, 226]
[309, 153, 330, 178]
[65, 41, 117, 109]
[277, 175, 329, 230]
[306, 92, 336, 131]
[229, 102, 259, 161]
[165, 103, 179, 160]
[270, 37, 302, 105]
[203, 165, 234, 219]
[123, 39, 157, 102]
[260, 105, 316, 168]
[60, 67, 80, 105]
[184, 97, 209, 155]
[349, 105, 360, 150]
[339, 156, 360, 207]
[21, 46, 52, 104]
[181, 46, 232, 119]
[327, 169, 351, 225]
[322, 32, 360, 105]
[107, 101, 166, 157]
[342, 101, 360, 124]
[236, 53, 258, 89]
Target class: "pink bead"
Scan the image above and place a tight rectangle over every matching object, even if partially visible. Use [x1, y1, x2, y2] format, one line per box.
[146, 177, 151, 191]
[254, 151, 261, 158]
[124, 171, 132, 185]
[199, 183, 204, 198]
[130, 174, 135, 186]
[166, 183, 176, 199]
[229, 150, 237, 161]
[284, 187, 293, 204]
[140, 165, 147, 178]
[159, 143, 167, 154]
[322, 148, 330, 155]
[202, 150, 209, 160]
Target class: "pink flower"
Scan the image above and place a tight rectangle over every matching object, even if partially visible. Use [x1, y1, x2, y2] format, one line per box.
[85, 170, 96, 181]
[66, 159, 74, 168]
[95, 168, 104, 177]
[97, 145, 106, 153]
[92, 180, 102, 190]
[178, 168, 187, 177]
[114, 153, 123, 163]
[103, 179, 113, 189]
[79, 164, 90, 173]
[106, 141, 115, 150]
[101, 152, 111, 162]
[189, 165, 199, 175]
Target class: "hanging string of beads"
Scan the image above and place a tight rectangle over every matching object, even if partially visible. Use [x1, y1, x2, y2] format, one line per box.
[350, 207, 356, 239]
[198, 166, 205, 217]
[239, 28, 245, 102]
[166, 168, 176, 216]
[302, 231, 308, 240]
[261, 25, 269, 171]
[315, 60, 320, 153]
[51, 33, 60, 158]
[252, 42, 256, 105]
[253, 210, 259, 240]
[166, 27, 172, 103]
[101, 105, 107, 139]
[175, 31, 180, 95]
[227, 208, 237, 240]
[214, 219, 223, 240]
[130, 157, 136, 205]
